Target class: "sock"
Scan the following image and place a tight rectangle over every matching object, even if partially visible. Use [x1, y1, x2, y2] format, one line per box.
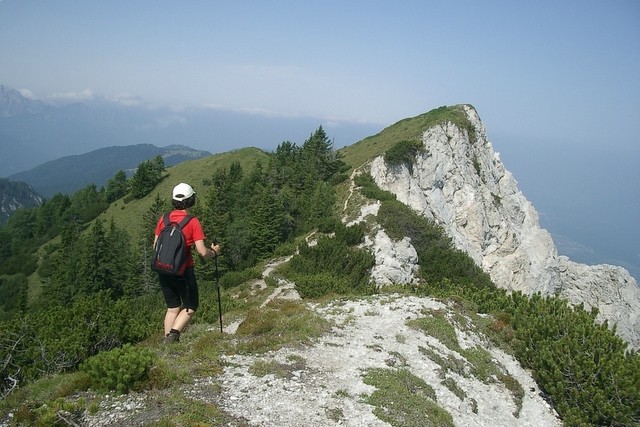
[169, 329, 181, 336]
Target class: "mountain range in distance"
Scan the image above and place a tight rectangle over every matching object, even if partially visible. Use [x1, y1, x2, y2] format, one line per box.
[0, 84, 380, 177]
[8, 143, 211, 197]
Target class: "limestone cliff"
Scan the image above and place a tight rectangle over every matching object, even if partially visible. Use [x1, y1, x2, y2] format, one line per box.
[367, 105, 640, 349]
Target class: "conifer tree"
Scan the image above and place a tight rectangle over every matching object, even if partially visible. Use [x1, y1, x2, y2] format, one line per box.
[133, 193, 168, 292]
[269, 140, 300, 189]
[130, 157, 165, 199]
[34, 193, 71, 238]
[78, 219, 111, 295]
[248, 183, 283, 260]
[104, 219, 133, 298]
[105, 170, 129, 203]
[68, 184, 108, 223]
[42, 221, 82, 304]
[301, 126, 339, 183]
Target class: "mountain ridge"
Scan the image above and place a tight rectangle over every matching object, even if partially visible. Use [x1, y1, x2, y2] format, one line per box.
[3, 83, 636, 280]
[7, 143, 211, 198]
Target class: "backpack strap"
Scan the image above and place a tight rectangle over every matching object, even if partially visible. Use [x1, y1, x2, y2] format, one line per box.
[162, 213, 193, 229]
[162, 213, 171, 227]
[177, 214, 193, 229]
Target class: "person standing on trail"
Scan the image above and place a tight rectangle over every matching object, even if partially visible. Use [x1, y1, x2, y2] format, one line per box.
[153, 182, 220, 344]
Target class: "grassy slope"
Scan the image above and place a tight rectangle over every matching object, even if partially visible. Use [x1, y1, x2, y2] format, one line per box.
[99, 147, 270, 239]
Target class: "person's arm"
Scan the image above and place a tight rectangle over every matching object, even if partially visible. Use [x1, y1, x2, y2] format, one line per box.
[194, 239, 220, 259]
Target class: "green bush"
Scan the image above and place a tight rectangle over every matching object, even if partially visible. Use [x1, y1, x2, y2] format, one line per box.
[81, 344, 156, 394]
[218, 267, 262, 289]
[293, 273, 353, 298]
[384, 140, 425, 173]
[378, 198, 493, 289]
[334, 221, 366, 246]
[288, 234, 375, 298]
[509, 295, 640, 426]
[354, 173, 396, 201]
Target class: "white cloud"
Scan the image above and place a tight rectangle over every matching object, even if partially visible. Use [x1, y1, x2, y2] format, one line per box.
[50, 89, 95, 101]
[18, 89, 39, 100]
[201, 103, 225, 110]
[109, 92, 143, 106]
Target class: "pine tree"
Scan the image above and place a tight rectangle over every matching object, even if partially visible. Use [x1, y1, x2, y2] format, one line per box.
[130, 157, 165, 199]
[105, 170, 129, 203]
[104, 219, 133, 299]
[78, 219, 111, 295]
[248, 183, 283, 261]
[133, 193, 168, 293]
[42, 221, 82, 304]
[301, 126, 340, 183]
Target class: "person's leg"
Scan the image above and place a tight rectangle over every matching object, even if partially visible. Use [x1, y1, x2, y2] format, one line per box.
[159, 275, 183, 338]
[170, 308, 195, 332]
[164, 307, 181, 335]
[169, 268, 200, 335]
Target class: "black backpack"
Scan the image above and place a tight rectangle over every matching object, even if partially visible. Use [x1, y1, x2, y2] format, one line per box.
[151, 213, 193, 276]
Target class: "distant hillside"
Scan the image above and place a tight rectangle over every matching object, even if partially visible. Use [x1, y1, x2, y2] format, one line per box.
[0, 178, 42, 224]
[8, 144, 211, 197]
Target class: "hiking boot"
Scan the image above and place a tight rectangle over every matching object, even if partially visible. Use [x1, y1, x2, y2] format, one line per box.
[163, 331, 180, 344]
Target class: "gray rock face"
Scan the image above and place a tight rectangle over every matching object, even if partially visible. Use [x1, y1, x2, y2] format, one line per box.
[368, 105, 640, 349]
[368, 229, 420, 285]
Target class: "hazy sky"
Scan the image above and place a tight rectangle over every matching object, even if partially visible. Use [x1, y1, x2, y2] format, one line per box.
[1, 1, 639, 275]
[1, 1, 638, 134]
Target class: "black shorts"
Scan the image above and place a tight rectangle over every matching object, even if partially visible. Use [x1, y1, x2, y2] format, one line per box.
[158, 267, 199, 311]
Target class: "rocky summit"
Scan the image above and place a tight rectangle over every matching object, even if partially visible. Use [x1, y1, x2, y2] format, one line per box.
[368, 104, 640, 349]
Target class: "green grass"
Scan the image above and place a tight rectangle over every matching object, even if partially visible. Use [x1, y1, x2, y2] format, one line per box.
[408, 310, 460, 351]
[234, 299, 332, 354]
[363, 368, 454, 427]
[441, 376, 466, 400]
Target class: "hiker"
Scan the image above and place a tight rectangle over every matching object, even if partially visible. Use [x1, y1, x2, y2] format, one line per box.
[153, 182, 220, 344]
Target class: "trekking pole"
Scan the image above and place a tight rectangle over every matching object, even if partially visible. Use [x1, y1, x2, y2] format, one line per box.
[213, 238, 223, 333]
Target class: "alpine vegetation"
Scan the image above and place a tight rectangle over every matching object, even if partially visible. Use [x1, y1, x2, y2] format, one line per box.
[0, 112, 638, 426]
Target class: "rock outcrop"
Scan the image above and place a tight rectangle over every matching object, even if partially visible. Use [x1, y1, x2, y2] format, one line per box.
[0, 179, 43, 224]
[368, 104, 640, 349]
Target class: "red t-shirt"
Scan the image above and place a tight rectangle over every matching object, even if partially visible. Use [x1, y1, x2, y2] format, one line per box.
[154, 210, 206, 268]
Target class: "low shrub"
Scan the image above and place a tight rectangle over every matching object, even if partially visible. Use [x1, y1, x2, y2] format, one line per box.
[287, 233, 375, 298]
[384, 139, 425, 174]
[354, 173, 396, 202]
[81, 344, 156, 394]
[219, 267, 262, 289]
